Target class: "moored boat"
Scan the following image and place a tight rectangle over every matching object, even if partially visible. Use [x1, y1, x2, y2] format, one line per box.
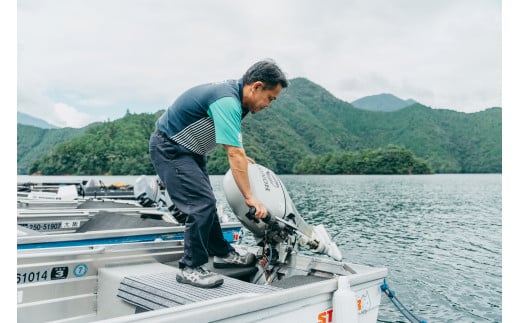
[17, 175, 186, 234]
[17, 165, 388, 323]
[18, 178, 137, 201]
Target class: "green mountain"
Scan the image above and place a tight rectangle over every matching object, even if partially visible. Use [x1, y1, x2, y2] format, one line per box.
[24, 112, 160, 175]
[17, 78, 501, 175]
[17, 124, 86, 174]
[351, 93, 418, 112]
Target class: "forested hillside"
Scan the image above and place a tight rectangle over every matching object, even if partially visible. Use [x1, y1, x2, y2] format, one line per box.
[17, 78, 502, 175]
[27, 112, 161, 175]
[17, 124, 86, 174]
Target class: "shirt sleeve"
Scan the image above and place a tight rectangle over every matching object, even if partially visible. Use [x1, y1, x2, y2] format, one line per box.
[208, 97, 243, 147]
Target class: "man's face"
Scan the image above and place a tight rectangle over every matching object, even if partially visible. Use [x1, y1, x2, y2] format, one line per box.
[244, 82, 282, 114]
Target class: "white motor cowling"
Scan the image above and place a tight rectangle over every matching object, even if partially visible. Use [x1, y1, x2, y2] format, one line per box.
[133, 175, 187, 224]
[223, 164, 312, 237]
[223, 163, 342, 261]
[133, 175, 161, 207]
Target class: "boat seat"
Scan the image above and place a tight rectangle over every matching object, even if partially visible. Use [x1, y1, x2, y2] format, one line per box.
[76, 199, 140, 209]
[76, 211, 177, 232]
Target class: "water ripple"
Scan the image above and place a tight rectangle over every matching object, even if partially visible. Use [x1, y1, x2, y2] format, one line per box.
[207, 174, 502, 322]
[276, 174, 502, 323]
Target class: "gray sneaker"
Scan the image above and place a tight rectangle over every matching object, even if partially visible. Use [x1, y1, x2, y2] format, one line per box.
[213, 250, 256, 268]
[176, 266, 224, 288]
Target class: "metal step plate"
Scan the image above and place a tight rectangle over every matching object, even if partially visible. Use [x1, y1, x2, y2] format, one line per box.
[118, 271, 281, 311]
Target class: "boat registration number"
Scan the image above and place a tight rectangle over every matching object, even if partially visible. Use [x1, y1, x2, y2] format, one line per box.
[17, 267, 69, 284]
[19, 220, 82, 231]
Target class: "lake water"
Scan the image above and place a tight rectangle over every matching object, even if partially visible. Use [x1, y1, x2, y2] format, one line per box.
[18, 174, 502, 322]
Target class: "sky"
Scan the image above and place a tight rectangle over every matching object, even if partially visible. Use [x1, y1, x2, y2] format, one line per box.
[14, 0, 503, 128]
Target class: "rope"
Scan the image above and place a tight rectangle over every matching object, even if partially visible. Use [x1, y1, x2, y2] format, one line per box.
[380, 278, 427, 323]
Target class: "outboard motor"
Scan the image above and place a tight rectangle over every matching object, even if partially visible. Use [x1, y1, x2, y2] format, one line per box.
[223, 164, 342, 262]
[133, 175, 161, 207]
[133, 175, 187, 224]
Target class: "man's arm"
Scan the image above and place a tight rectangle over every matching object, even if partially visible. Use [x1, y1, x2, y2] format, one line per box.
[223, 144, 267, 219]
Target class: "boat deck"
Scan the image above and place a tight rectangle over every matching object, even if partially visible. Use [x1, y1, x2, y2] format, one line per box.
[119, 271, 281, 311]
[95, 261, 343, 323]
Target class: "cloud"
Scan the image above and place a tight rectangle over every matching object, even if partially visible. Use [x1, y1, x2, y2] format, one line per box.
[17, 0, 502, 128]
[52, 103, 105, 128]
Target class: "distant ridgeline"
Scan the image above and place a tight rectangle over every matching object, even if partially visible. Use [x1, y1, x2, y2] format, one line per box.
[17, 78, 501, 175]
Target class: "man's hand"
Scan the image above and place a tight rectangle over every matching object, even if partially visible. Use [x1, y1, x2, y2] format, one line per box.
[245, 195, 267, 219]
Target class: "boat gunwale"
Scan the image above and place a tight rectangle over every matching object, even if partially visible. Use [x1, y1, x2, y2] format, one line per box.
[17, 222, 243, 247]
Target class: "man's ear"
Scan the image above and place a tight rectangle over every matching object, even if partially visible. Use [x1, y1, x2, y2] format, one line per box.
[253, 81, 264, 91]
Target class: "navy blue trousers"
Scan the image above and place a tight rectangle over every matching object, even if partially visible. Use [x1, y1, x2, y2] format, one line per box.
[149, 131, 234, 268]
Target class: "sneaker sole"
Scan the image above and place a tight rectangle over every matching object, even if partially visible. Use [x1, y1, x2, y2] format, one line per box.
[176, 274, 224, 288]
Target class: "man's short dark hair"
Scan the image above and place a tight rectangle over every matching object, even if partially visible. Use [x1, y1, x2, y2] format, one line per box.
[243, 59, 289, 89]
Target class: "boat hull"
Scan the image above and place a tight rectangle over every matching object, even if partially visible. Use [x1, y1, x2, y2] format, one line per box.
[18, 234, 386, 323]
